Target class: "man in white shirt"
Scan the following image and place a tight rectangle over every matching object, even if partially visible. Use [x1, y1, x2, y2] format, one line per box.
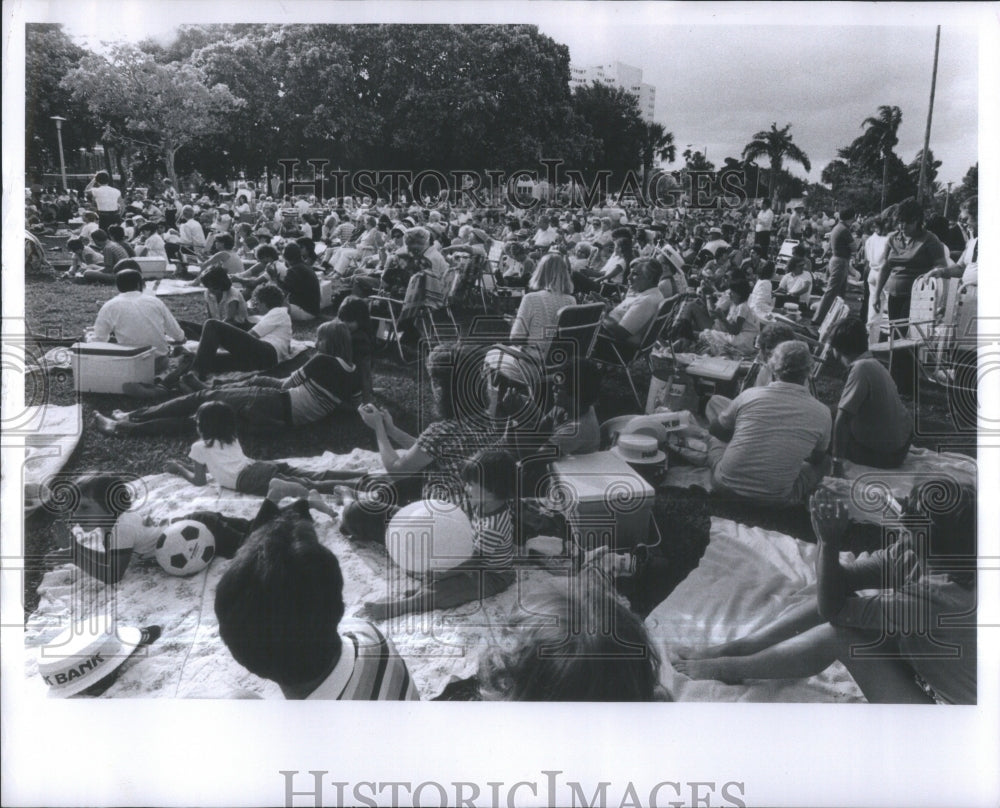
[592, 259, 664, 360]
[178, 206, 207, 256]
[703, 227, 730, 257]
[754, 199, 776, 255]
[91, 266, 185, 372]
[85, 171, 124, 231]
[532, 215, 558, 248]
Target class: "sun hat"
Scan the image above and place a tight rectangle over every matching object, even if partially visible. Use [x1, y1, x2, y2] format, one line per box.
[610, 433, 666, 466]
[708, 226, 724, 237]
[36, 618, 146, 697]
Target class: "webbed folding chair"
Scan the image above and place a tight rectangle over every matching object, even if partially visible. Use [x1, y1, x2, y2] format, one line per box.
[869, 275, 945, 385]
[590, 294, 685, 409]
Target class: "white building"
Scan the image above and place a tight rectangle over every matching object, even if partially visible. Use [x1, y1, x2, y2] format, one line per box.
[570, 60, 657, 123]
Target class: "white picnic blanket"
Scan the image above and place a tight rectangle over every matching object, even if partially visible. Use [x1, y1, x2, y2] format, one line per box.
[24, 450, 556, 699]
[19, 405, 84, 515]
[646, 518, 866, 702]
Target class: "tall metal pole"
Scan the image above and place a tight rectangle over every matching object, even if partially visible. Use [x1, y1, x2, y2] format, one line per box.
[917, 26, 941, 205]
[51, 116, 68, 191]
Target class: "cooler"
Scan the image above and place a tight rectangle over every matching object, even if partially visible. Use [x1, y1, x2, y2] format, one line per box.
[71, 342, 156, 394]
[684, 356, 742, 398]
[133, 256, 171, 279]
[546, 451, 655, 551]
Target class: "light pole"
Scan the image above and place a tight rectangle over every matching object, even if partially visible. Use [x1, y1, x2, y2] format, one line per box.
[51, 116, 68, 191]
[944, 181, 953, 218]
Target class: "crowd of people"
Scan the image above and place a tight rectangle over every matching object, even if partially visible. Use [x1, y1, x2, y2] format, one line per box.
[33, 170, 978, 703]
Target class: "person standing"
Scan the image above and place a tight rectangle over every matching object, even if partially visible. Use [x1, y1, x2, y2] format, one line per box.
[754, 199, 775, 255]
[85, 171, 124, 232]
[812, 207, 856, 326]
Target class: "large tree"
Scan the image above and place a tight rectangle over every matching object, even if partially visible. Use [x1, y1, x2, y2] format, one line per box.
[571, 81, 647, 183]
[24, 24, 101, 183]
[62, 45, 243, 186]
[640, 121, 676, 181]
[741, 122, 811, 209]
[855, 105, 903, 211]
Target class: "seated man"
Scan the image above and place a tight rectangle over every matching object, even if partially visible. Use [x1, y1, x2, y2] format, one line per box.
[91, 265, 185, 373]
[71, 229, 130, 284]
[704, 340, 831, 506]
[774, 254, 813, 312]
[827, 316, 912, 472]
[590, 258, 664, 361]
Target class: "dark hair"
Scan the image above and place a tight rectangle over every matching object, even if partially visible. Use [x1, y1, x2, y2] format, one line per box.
[839, 207, 855, 221]
[114, 267, 144, 292]
[728, 278, 751, 302]
[201, 266, 233, 293]
[827, 316, 869, 358]
[253, 282, 285, 310]
[243, 234, 259, 250]
[903, 479, 977, 587]
[460, 448, 518, 501]
[896, 199, 924, 227]
[66, 236, 84, 251]
[296, 237, 316, 259]
[215, 513, 345, 687]
[426, 342, 490, 423]
[195, 401, 239, 447]
[337, 296, 371, 331]
[69, 473, 134, 521]
[107, 224, 127, 242]
[478, 578, 661, 701]
[792, 243, 808, 258]
[256, 244, 279, 262]
[139, 221, 159, 235]
[215, 232, 235, 251]
[94, 171, 110, 185]
[756, 261, 776, 280]
[631, 257, 663, 284]
[91, 229, 109, 243]
[282, 242, 303, 263]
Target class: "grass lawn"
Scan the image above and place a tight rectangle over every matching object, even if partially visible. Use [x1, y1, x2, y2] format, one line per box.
[18, 271, 976, 619]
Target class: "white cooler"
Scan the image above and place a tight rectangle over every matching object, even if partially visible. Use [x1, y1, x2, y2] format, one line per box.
[133, 256, 171, 278]
[71, 342, 156, 394]
[546, 451, 655, 551]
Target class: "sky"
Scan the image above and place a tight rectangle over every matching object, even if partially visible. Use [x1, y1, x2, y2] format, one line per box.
[19, 1, 988, 185]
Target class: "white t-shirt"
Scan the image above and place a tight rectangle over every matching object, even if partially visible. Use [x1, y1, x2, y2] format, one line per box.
[90, 185, 122, 212]
[188, 438, 252, 490]
[250, 306, 293, 361]
[755, 208, 775, 232]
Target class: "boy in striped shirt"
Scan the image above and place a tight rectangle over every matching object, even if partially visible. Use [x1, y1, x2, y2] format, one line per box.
[215, 504, 419, 700]
[363, 449, 518, 619]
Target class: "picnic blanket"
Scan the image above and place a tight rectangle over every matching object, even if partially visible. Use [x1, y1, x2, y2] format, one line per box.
[645, 518, 866, 702]
[663, 447, 976, 525]
[24, 450, 558, 700]
[145, 279, 207, 297]
[18, 405, 84, 515]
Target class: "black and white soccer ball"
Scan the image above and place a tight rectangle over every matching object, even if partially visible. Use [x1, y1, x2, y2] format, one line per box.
[154, 520, 215, 576]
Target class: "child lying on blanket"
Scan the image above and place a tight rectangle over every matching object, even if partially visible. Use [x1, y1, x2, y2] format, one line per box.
[673, 480, 977, 704]
[43, 472, 336, 585]
[165, 401, 361, 496]
[214, 501, 420, 700]
[477, 574, 666, 701]
[359, 449, 518, 620]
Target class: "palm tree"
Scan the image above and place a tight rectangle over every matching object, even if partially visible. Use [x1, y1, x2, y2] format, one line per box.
[860, 105, 903, 211]
[741, 122, 811, 209]
[640, 121, 677, 180]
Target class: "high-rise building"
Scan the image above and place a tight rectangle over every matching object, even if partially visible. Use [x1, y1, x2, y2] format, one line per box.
[569, 60, 657, 123]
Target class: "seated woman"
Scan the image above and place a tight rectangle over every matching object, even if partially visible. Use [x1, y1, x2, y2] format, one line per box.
[234, 243, 282, 289]
[674, 481, 977, 705]
[178, 266, 251, 340]
[340, 343, 500, 544]
[827, 316, 913, 472]
[698, 278, 760, 358]
[774, 253, 813, 313]
[571, 235, 633, 295]
[496, 241, 534, 288]
[747, 259, 776, 319]
[185, 282, 291, 378]
[484, 253, 577, 389]
[197, 232, 245, 276]
[95, 320, 357, 436]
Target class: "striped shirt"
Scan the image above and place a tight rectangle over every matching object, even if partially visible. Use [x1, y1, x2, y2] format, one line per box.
[470, 504, 514, 569]
[307, 619, 420, 700]
[285, 355, 359, 425]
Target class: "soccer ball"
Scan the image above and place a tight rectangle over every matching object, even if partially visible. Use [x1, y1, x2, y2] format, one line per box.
[387, 500, 473, 574]
[154, 520, 215, 576]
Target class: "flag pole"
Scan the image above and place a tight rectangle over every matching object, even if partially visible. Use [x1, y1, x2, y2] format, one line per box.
[917, 25, 941, 205]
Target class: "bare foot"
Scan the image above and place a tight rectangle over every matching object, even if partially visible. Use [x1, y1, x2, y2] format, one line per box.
[93, 412, 119, 435]
[332, 485, 355, 507]
[111, 409, 132, 421]
[267, 478, 309, 501]
[673, 657, 743, 684]
[359, 600, 390, 622]
[306, 490, 338, 519]
[671, 642, 737, 662]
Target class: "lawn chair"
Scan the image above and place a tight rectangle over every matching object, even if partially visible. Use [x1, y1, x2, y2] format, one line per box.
[487, 302, 605, 401]
[774, 238, 799, 272]
[591, 294, 685, 409]
[367, 292, 409, 362]
[869, 275, 946, 389]
[801, 295, 851, 395]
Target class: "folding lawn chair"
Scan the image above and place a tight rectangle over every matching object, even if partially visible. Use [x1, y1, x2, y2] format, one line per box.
[367, 291, 409, 362]
[774, 238, 799, 272]
[869, 275, 947, 388]
[802, 295, 851, 395]
[590, 294, 685, 409]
